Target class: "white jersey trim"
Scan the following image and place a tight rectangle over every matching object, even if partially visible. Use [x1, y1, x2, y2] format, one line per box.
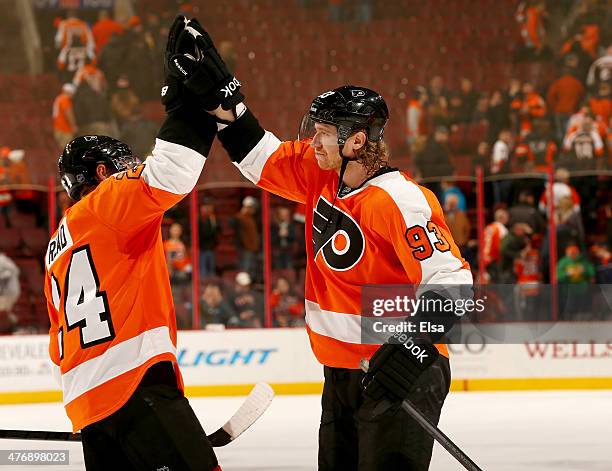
[233, 131, 282, 184]
[142, 139, 206, 196]
[305, 300, 364, 344]
[371, 174, 473, 290]
[61, 326, 176, 405]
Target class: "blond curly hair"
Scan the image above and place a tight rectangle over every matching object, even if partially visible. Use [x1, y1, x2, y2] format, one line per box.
[352, 138, 390, 175]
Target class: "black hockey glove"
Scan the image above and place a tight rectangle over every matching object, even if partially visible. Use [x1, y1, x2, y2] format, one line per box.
[161, 16, 197, 114]
[362, 332, 439, 402]
[166, 16, 244, 112]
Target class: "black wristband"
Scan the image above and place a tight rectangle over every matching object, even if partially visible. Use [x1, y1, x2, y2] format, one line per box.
[217, 108, 266, 163]
[157, 110, 216, 157]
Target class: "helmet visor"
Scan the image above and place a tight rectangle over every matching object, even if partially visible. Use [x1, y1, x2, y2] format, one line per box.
[298, 115, 339, 147]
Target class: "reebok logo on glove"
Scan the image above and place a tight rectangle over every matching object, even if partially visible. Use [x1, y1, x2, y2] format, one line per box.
[173, 58, 189, 76]
[221, 77, 241, 97]
[394, 333, 431, 363]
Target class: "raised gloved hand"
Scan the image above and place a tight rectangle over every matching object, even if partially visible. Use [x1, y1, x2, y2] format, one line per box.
[166, 16, 244, 112]
[362, 332, 439, 402]
[160, 16, 194, 114]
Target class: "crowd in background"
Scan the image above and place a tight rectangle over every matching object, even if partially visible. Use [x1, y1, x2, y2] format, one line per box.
[1, 0, 612, 333]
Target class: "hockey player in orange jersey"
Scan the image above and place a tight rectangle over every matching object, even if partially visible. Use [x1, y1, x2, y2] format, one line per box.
[43, 17, 239, 471]
[166, 17, 473, 470]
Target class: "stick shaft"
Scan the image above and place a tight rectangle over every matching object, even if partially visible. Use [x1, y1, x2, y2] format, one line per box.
[400, 399, 482, 471]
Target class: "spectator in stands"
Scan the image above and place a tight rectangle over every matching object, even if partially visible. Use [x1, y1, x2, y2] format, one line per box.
[510, 190, 544, 234]
[515, 118, 557, 172]
[119, 107, 157, 158]
[556, 196, 586, 254]
[198, 202, 222, 278]
[459, 78, 478, 121]
[559, 27, 596, 82]
[510, 81, 546, 137]
[0, 252, 20, 331]
[92, 10, 124, 55]
[200, 283, 236, 326]
[231, 272, 264, 328]
[586, 44, 612, 91]
[55, 9, 95, 82]
[73, 67, 116, 137]
[501, 222, 532, 281]
[546, 67, 585, 141]
[591, 243, 612, 284]
[122, 17, 160, 100]
[443, 194, 471, 256]
[73, 57, 106, 93]
[490, 129, 513, 204]
[405, 86, 428, 153]
[271, 206, 296, 270]
[471, 94, 490, 124]
[5, 150, 36, 218]
[414, 126, 454, 188]
[513, 238, 541, 320]
[557, 244, 595, 318]
[588, 82, 611, 126]
[565, 104, 608, 142]
[164, 222, 192, 285]
[440, 180, 467, 212]
[52, 83, 77, 150]
[142, 13, 162, 53]
[427, 76, 449, 126]
[483, 208, 509, 283]
[234, 196, 260, 279]
[562, 113, 605, 170]
[271, 276, 304, 327]
[486, 90, 511, 144]
[515, 1, 547, 60]
[111, 75, 140, 126]
[447, 93, 466, 127]
[538, 167, 580, 215]
[561, 15, 600, 60]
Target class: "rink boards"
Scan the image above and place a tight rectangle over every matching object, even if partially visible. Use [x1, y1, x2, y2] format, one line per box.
[1, 324, 611, 404]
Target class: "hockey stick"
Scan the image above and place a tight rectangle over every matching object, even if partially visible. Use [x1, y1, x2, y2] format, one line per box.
[0, 382, 274, 447]
[360, 360, 482, 471]
[399, 398, 482, 471]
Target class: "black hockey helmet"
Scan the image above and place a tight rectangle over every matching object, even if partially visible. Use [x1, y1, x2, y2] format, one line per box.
[58, 135, 140, 201]
[299, 85, 389, 149]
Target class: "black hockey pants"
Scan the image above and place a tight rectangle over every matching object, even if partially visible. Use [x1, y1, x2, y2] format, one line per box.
[318, 356, 450, 471]
[81, 362, 219, 471]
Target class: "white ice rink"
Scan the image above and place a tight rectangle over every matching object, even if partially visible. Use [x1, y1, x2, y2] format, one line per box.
[0, 391, 611, 470]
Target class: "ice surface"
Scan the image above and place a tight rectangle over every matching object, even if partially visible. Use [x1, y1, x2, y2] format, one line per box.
[0, 391, 610, 470]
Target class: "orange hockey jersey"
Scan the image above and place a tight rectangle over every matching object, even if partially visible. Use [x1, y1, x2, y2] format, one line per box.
[44, 137, 207, 432]
[219, 110, 473, 369]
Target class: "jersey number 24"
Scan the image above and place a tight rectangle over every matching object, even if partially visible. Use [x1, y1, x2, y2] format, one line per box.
[51, 245, 115, 353]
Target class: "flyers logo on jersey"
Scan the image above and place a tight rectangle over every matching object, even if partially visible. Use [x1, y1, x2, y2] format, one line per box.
[312, 196, 365, 271]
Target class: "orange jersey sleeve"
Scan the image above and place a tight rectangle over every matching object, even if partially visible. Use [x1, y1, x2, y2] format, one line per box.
[218, 108, 322, 204]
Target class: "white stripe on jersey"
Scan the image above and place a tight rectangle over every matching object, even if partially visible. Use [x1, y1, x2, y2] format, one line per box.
[233, 131, 282, 184]
[142, 139, 206, 196]
[305, 300, 363, 344]
[61, 326, 176, 405]
[371, 172, 473, 289]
